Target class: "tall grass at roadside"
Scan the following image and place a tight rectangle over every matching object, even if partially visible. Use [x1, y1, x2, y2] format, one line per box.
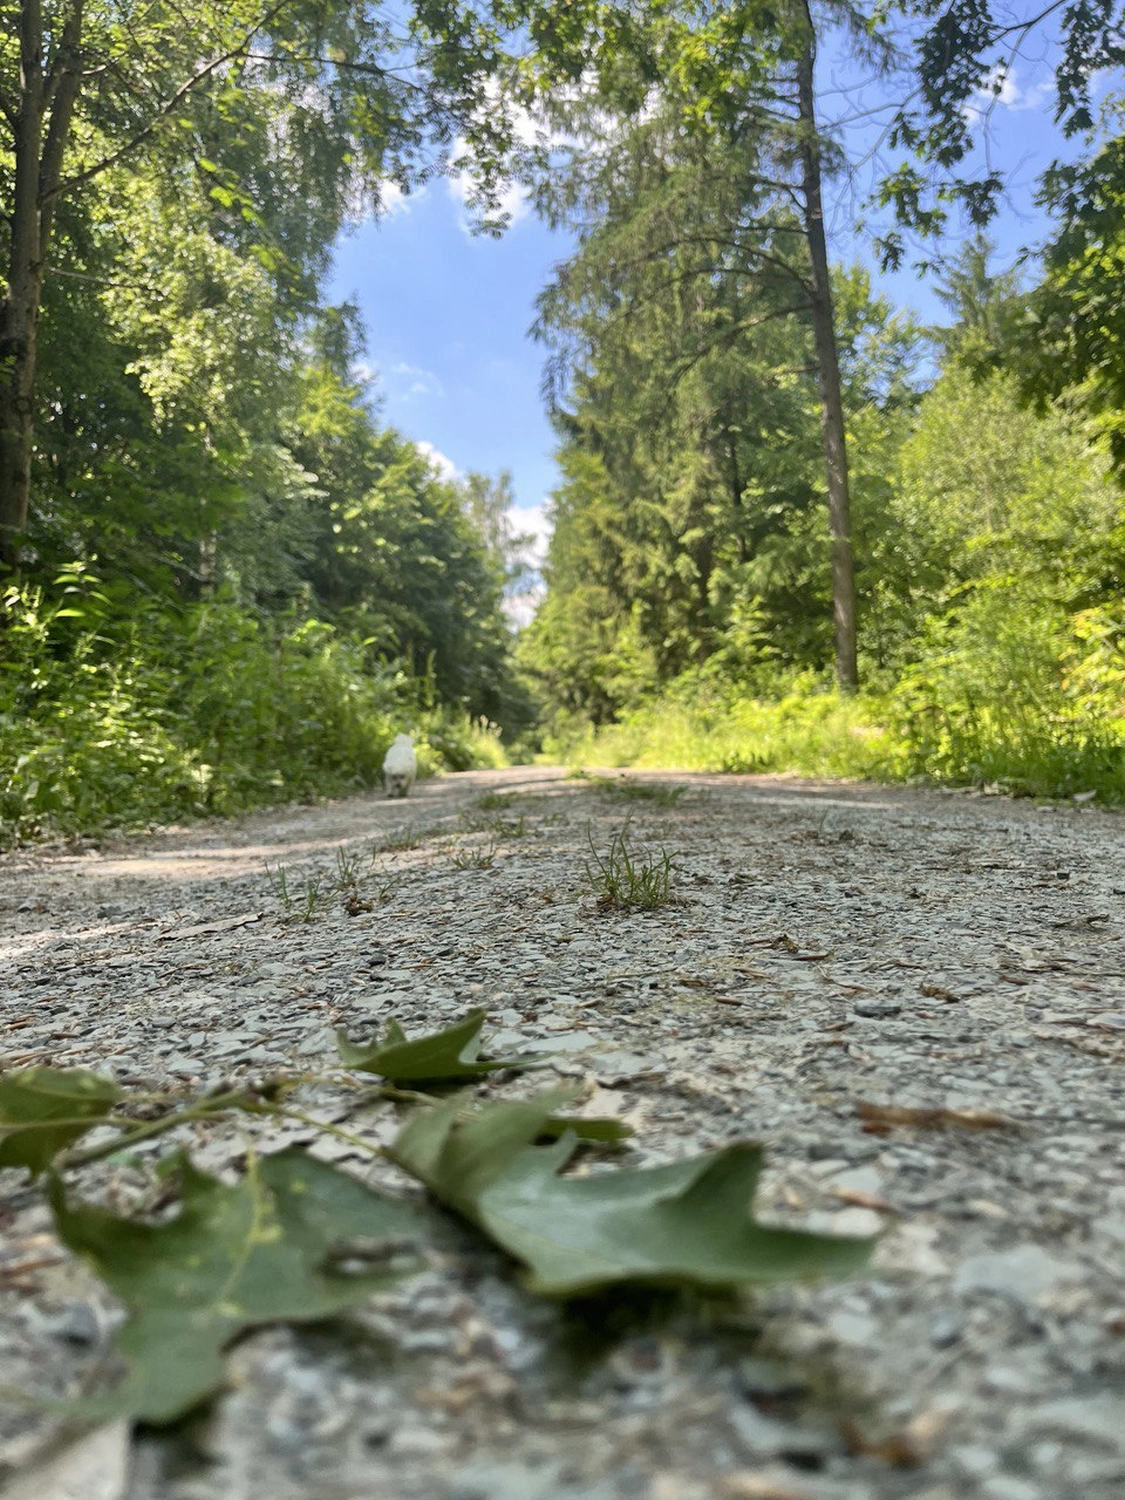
[547, 594, 1125, 804]
[884, 591, 1125, 800]
[552, 675, 894, 781]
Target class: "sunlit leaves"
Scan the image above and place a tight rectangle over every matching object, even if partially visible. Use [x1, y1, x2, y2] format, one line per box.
[889, 0, 1125, 236]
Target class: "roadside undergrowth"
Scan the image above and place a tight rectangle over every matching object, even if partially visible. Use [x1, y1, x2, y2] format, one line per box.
[550, 670, 1125, 804]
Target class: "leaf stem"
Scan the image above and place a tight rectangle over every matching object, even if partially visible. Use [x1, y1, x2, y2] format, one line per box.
[61, 1088, 264, 1169]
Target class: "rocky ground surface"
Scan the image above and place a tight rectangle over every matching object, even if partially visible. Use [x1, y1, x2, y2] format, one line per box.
[1, 765, 1125, 1500]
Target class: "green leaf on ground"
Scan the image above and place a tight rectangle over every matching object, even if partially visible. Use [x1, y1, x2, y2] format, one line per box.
[335, 1008, 544, 1083]
[0, 1068, 123, 1176]
[389, 1093, 875, 1298]
[49, 1148, 422, 1423]
[539, 1113, 633, 1144]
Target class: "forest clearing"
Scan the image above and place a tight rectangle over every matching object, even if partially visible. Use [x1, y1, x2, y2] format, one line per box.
[2, 766, 1124, 1499]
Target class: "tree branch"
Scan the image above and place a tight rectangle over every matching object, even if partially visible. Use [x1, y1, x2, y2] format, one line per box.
[46, 0, 297, 203]
[43, 0, 84, 111]
[644, 303, 814, 425]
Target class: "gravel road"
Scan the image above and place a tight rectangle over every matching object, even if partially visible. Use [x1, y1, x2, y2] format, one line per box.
[2, 766, 1124, 1500]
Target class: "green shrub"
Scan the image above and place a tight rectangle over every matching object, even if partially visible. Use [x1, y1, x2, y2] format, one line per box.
[0, 579, 507, 847]
[545, 588, 1125, 805]
[551, 672, 893, 781]
[884, 585, 1125, 799]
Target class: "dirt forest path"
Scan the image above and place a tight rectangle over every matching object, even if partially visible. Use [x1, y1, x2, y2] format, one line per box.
[2, 766, 1125, 1500]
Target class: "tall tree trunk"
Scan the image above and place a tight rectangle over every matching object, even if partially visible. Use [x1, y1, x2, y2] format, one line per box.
[795, 7, 858, 692]
[0, 0, 84, 574]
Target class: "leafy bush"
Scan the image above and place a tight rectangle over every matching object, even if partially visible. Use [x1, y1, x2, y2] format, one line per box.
[885, 586, 1125, 799]
[550, 585, 1125, 805]
[0, 579, 507, 847]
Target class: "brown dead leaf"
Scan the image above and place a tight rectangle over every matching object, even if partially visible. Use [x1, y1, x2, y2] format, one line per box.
[720, 1475, 816, 1500]
[919, 982, 961, 1002]
[839, 1417, 925, 1468]
[856, 1101, 1016, 1133]
[830, 1188, 894, 1213]
[414, 1368, 518, 1414]
[840, 1403, 951, 1468]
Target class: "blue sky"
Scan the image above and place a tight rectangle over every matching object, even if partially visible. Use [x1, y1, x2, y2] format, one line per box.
[330, 180, 567, 564]
[328, 38, 1094, 570]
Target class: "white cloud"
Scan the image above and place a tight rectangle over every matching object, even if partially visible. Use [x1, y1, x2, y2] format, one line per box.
[1018, 79, 1057, 112]
[445, 88, 555, 232]
[390, 362, 445, 401]
[415, 440, 461, 482]
[447, 153, 532, 231]
[503, 501, 553, 628]
[508, 502, 552, 570]
[963, 66, 1055, 123]
[378, 179, 417, 218]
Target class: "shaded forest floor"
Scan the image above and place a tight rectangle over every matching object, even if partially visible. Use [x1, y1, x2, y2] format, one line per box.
[2, 766, 1125, 1500]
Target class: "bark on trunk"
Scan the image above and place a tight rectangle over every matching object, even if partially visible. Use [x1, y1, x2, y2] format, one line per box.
[0, 0, 84, 574]
[795, 8, 858, 692]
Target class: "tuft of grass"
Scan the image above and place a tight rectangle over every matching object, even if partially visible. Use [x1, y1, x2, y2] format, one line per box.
[378, 825, 429, 854]
[267, 843, 397, 921]
[450, 839, 497, 870]
[459, 808, 529, 838]
[475, 791, 519, 811]
[587, 775, 687, 807]
[584, 821, 677, 913]
[266, 863, 325, 922]
[328, 844, 398, 915]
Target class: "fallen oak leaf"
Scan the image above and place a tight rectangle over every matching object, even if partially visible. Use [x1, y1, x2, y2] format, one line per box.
[389, 1091, 875, 1298]
[335, 1008, 546, 1085]
[48, 1148, 422, 1424]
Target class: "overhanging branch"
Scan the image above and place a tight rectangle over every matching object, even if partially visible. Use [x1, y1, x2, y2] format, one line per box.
[46, 0, 298, 203]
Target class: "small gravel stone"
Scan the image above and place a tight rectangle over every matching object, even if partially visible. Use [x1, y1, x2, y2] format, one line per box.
[980, 1477, 1043, 1500]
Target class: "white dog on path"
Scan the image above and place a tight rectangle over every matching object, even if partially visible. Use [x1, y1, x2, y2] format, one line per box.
[382, 734, 417, 798]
